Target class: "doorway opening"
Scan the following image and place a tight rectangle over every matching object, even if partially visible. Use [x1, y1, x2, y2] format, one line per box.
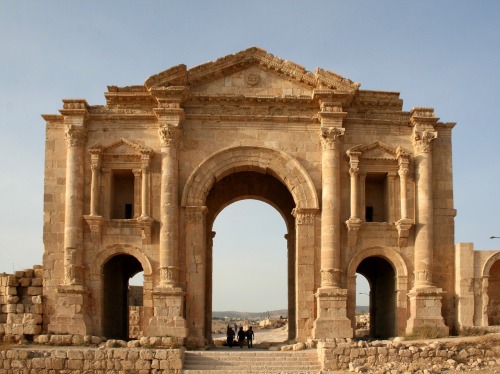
[356, 256, 396, 338]
[487, 259, 500, 325]
[102, 254, 143, 339]
[355, 274, 370, 338]
[211, 199, 288, 345]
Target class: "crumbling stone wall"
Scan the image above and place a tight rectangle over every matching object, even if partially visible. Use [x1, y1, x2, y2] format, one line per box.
[317, 336, 500, 372]
[0, 266, 43, 342]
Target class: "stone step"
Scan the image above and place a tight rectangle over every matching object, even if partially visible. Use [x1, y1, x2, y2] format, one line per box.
[184, 350, 321, 373]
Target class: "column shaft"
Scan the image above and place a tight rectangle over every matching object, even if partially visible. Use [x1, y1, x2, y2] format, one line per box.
[63, 126, 86, 285]
[158, 124, 181, 287]
[319, 128, 344, 287]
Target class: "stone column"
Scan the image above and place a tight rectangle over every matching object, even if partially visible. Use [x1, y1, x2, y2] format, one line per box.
[360, 173, 366, 221]
[185, 206, 208, 347]
[313, 100, 352, 339]
[63, 124, 87, 285]
[49, 99, 91, 336]
[285, 231, 296, 340]
[319, 126, 345, 287]
[140, 152, 152, 218]
[346, 150, 361, 246]
[396, 148, 412, 247]
[147, 94, 187, 339]
[132, 169, 142, 218]
[406, 108, 448, 336]
[387, 172, 397, 222]
[89, 150, 101, 217]
[158, 124, 182, 286]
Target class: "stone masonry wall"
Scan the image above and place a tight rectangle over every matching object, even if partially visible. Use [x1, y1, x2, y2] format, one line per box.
[0, 347, 183, 373]
[0, 266, 43, 342]
[318, 336, 500, 372]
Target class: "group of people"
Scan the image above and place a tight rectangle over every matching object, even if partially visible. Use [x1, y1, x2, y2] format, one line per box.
[226, 325, 254, 348]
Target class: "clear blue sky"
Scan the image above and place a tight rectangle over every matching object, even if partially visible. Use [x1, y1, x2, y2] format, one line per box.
[0, 1, 498, 311]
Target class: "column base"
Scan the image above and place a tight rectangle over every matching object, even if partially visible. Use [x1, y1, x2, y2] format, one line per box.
[313, 287, 353, 339]
[48, 284, 91, 335]
[406, 287, 449, 337]
[147, 286, 188, 338]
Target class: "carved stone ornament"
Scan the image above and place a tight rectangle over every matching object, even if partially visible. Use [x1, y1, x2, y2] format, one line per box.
[141, 152, 151, 172]
[346, 218, 362, 247]
[160, 266, 179, 285]
[413, 130, 437, 154]
[158, 125, 182, 147]
[319, 127, 345, 150]
[321, 268, 342, 287]
[415, 269, 432, 284]
[64, 125, 87, 148]
[246, 73, 260, 86]
[292, 208, 317, 225]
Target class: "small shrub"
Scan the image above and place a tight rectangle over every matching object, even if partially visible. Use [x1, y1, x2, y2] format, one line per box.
[458, 326, 488, 337]
[405, 325, 444, 340]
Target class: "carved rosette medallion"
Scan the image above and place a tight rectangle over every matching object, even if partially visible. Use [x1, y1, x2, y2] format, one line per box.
[413, 130, 437, 154]
[319, 127, 345, 150]
[158, 125, 182, 148]
[64, 126, 87, 148]
[160, 266, 179, 286]
[246, 73, 260, 86]
[292, 208, 317, 225]
[321, 268, 342, 288]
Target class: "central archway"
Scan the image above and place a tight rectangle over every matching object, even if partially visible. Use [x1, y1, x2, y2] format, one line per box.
[181, 146, 319, 343]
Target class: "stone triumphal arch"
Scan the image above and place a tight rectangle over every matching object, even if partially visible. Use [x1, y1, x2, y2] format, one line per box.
[35, 47, 500, 347]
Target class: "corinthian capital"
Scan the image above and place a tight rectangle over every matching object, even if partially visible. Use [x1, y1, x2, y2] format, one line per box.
[64, 125, 87, 148]
[158, 125, 182, 148]
[413, 129, 437, 154]
[319, 127, 345, 150]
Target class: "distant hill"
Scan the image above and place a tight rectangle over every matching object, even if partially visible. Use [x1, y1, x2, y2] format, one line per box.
[213, 309, 287, 320]
[213, 307, 369, 320]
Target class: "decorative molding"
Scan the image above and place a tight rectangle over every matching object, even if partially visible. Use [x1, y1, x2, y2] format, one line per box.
[64, 125, 87, 148]
[160, 266, 179, 286]
[321, 268, 343, 288]
[345, 218, 362, 247]
[413, 129, 437, 154]
[158, 125, 182, 148]
[415, 269, 432, 284]
[319, 127, 345, 150]
[84, 215, 104, 243]
[292, 208, 317, 225]
[395, 218, 413, 247]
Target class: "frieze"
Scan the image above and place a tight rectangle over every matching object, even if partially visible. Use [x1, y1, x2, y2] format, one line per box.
[184, 105, 314, 119]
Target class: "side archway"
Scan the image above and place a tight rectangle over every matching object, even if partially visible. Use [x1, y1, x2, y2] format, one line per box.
[347, 247, 409, 337]
[90, 244, 154, 338]
[482, 253, 500, 325]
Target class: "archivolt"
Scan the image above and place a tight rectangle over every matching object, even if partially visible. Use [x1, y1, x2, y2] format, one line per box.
[347, 246, 408, 279]
[92, 243, 153, 276]
[181, 146, 319, 209]
[482, 252, 500, 277]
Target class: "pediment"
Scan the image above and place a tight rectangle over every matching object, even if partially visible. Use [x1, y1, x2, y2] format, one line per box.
[144, 47, 360, 95]
[349, 141, 399, 161]
[89, 138, 152, 155]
